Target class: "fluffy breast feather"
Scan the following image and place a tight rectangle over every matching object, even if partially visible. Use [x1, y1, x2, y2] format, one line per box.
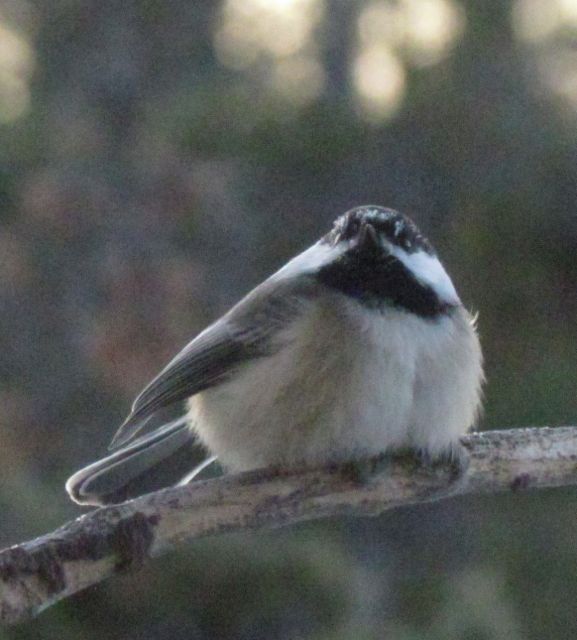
[188, 296, 483, 471]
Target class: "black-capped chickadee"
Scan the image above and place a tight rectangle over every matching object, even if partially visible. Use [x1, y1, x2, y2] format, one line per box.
[67, 206, 483, 506]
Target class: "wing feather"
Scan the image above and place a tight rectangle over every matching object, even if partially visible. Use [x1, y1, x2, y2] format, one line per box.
[109, 277, 317, 449]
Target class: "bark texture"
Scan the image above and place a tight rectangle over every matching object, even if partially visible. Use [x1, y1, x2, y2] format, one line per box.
[1, 426, 577, 625]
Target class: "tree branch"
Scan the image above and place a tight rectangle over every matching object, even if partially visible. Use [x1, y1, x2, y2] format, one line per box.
[1, 426, 577, 625]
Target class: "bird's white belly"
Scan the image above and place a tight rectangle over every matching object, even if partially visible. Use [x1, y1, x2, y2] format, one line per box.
[187, 300, 482, 471]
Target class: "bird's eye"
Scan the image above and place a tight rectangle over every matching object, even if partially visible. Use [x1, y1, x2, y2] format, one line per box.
[340, 216, 360, 241]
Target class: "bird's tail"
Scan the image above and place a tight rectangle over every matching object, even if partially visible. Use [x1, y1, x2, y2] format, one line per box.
[66, 418, 216, 506]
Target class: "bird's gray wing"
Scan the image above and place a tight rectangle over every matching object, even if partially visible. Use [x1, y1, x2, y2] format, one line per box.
[109, 277, 317, 449]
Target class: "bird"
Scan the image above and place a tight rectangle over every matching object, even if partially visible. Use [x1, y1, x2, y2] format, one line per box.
[66, 205, 483, 506]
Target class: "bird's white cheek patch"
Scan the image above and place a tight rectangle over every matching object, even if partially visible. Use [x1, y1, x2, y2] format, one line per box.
[391, 248, 460, 305]
[271, 241, 347, 281]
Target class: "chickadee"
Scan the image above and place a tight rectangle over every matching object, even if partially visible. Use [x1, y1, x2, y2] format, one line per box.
[67, 205, 483, 506]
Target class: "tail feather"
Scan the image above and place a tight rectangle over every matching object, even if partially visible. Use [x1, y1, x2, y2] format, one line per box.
[178, 455, 219, 485]
[66, 418, 213, 506]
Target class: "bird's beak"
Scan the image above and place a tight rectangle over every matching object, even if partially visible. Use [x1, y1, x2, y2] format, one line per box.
[358, 221, 381, 254]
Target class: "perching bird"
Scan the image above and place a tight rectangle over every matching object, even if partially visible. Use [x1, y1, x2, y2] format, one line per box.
[67, 205, 483, 506]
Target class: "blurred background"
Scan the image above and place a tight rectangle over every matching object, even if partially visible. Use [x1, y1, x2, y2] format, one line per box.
[1, 0, 577, 638]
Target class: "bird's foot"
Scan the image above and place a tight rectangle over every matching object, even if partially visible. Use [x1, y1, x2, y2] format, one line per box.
[341, 454, 393, 485]
[342, 443, 469, 486]
[416, 443, 470, 480]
